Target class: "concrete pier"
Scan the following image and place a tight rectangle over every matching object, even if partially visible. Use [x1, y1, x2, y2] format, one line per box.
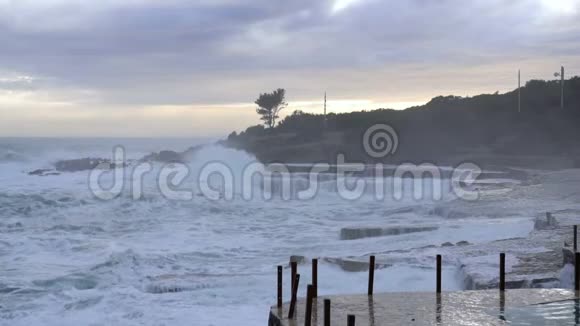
[269, 289, 576, 325]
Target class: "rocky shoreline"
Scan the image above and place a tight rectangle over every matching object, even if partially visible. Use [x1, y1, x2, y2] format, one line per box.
[26, 145, 206, 176]
[283, 169, 580, 293]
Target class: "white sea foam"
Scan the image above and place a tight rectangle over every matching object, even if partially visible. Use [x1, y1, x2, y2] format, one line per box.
[0, 138, 558, 325]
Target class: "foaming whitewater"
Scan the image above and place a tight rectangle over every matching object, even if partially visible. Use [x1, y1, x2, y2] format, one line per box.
[0, 138, 539, 325]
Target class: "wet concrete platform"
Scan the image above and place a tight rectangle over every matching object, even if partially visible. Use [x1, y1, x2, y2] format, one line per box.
[269, 289, 577, 325]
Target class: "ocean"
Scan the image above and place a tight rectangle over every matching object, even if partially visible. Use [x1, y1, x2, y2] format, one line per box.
[0, 138, 537, 325]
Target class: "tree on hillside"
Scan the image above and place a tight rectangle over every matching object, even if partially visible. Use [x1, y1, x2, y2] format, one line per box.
[255, 88, 287, 128]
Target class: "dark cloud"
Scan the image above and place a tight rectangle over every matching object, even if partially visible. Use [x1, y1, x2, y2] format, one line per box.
[0, 0, 578, 106]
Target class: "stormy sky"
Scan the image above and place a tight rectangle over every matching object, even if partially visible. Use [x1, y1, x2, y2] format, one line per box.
[0, 0, 579, 137]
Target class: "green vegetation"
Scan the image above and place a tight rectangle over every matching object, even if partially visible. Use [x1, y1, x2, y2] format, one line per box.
[255, 88, 287, 129]
[226, 77, 580, 168]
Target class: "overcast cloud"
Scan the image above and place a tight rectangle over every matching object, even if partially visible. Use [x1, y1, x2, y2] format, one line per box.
[0, 0, 579, 136]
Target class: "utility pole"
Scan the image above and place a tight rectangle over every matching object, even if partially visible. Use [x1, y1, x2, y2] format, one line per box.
[518, 69, 521, 113]
[555, 66, 565, 109]
[561, 66, 565, 109]
[323, 92, 327, 131]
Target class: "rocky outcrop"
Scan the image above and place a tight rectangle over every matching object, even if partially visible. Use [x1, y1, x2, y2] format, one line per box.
[340, 226, 438, 240]
[429, 206, 471, 219]
[563, 246, 575, 265]
[323, 257, 390, 272]
[457, 212, 577, 291]
[289, 255, 306, 265]
[534, 212, 558, 230]
[55, 158, 126, 172]
[140, 145, 204, 163]
[140, 150, 184, 163]
[27, 145, 206, 176]
[28, 169, 60, 176]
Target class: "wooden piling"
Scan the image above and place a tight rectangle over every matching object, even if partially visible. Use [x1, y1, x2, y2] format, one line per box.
[368, 255, 375, 296]
[288, 274, 300, 319]
[312, 258, 318, 298]
[291, 261, 297, 294]
[277, 265, 283, 308]
[324, 299, 331, 326]
[499, 253, 506, 292]
[574, 252, 580, 292]
[347, 314, 356, 326]
[436, 254, 442, 293]
[290, 258, 298, 291]
[304, 284, 313, 326]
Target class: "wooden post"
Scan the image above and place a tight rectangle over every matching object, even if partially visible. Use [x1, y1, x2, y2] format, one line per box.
[499, 253, 506, 292]
[574, 225, 577, 251]
[291, 261, 297, 296]
[288, 274, 301, 319]
[368, 255, 375, 296]
[304, 285, 313, 326]
[324, 299, 331, 326]
[347, 314, 356, 326]
[277, 265, 283, 308]
[574, 252, 580, 292]
[312, 259, 318, 298]
[436, 254, 442, 293]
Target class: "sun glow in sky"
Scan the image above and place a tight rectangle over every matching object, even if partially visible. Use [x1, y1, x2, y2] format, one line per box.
[539, 0, 579, 14]
[332, 0, 363, 13]
[0, 0, 579, 137]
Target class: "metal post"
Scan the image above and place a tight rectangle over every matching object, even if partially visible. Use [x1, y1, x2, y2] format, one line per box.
[312, 259, 318, 298]
[574, 252, 580, 292]
[574, 225, 577, 251]
[436, 255, 442, 293]
[368, 256, 375, 296]
[277, 265, 283, 308]
[500, 253, 506, 292]
[347, 314, 356, 326]
[288, 274, 301, 319]
[304, 285, 313, 326]
[291, 261, 297, 296]
[324, 299, 331, 326]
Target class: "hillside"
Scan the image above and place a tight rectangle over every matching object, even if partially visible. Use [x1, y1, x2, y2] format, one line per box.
[224, 78, 580, 169]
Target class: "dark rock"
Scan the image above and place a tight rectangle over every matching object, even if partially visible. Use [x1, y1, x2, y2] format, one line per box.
[534, 212, 558, 230]
[430, 206, 470, 219]
[55, 158, 125, 172]
[456, 241, 471, 246]
[340, 226, 439, 240]
[563, 247, 575, 266]
[289, 255, 306, 265]
[441, 242, 455, 247]
[141, 145, 204, 163]
[323, 257, 391, 272]
[28, 169, 61, 177]
[141, 150, 184, 163]
[28, 169, 51, 176]
[182, 145, 204, 158]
